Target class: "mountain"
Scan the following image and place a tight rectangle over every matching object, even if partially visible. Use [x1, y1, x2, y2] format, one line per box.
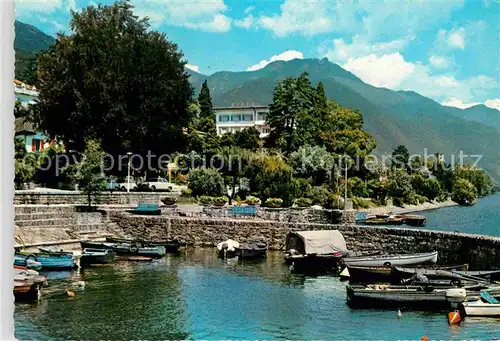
[14, 21, 55, 81]
[187, 58, 500, 181]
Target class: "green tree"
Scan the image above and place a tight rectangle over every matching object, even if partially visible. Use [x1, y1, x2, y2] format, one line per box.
[14, 100, 30, 118]
[218, 147, 251, 204]
[267, 73, 315, 155]
[21, 53, 39, 86]
[453, 165, 493, 197]
[234, 127, 261, 150]
[387, 169, 414, 203]
[198, 80, 214, 120]
[315, 81, 327, 109]
[392, 145, 410, 170]
[33, 1, 193, 156]
[289, 145, 333, 185]
[451, 178, 477, 205]
[187, 168, 225, 197]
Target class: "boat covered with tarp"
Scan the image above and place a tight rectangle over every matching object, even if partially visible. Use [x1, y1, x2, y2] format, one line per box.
[284, 230, 348, 272]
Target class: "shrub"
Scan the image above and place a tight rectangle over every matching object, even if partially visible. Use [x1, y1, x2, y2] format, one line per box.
[212, 196, 227, 206]
[436, 191, 448, 202]
[352, 197, 371, 209]
[265, 198, 283, 208]
[452, 178, 477, 205]
[198, 195, 214, 205]
[181, 188, 192, 197]
[245, 196, 261, 205]
[294, 197, 312, 207]
[348, 176, 369, 198]
[188, 168, 224, 197]
[174, 173, 187, 184]
[393, 197, 404, 207]
[307, 186, 330, 207]
[161, 196, 177, 206]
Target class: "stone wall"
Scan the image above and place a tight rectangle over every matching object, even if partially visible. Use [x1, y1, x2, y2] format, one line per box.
[110, 212, 500, 269]
[14, 192, 174, 205]
[200, 206, 356, 224]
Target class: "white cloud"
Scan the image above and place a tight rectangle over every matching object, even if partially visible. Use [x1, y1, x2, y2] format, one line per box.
[429, 55, 451, 69]
[442, 97, 500, 111]
[246, 50, 304, 71]
[448, 27, 465, 49]
[242, 0, 463, 37]
[132, 0, 232, 32]
[235, 14, 254, 29]
[442, 97, 481, 109]
[342, 53, 415, 88]
[322, 35, 413, 63]
[485, 99, 500, 110]
[244, 6, 255, 14]
[185, 64, 200, 72]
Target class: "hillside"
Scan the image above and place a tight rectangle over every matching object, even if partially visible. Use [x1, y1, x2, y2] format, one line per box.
[14, 21, 55, 81]
[187, 58, 500, 181]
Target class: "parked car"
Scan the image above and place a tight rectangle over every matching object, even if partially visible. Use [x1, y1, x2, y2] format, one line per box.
[106, 179, 120, 192]
[117, 176, 138, 191]
[143, 177, 174, 192]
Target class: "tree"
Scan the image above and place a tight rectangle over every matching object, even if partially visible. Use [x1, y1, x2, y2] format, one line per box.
[392, 145, 410, 170]
[14, 100, 30, 118]
[453, 165, 493, 197]
[187, 168, 225, 197]
[198, 80, 214, 120]
[451, 178, 477, 205]
[267, 73, 315, 155]
[33, 1, 193, 157]
[218, 147, 251, 204]
[387, 169, 414, 202]
[289, 145, 334, 185]
[234, 127, 261, 150]
[315, 81, 327, 109]
[22, 53, 39, 86]
[68, 139, 106, 207]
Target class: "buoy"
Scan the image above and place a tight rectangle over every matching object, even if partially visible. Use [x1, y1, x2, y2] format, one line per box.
[397, 309, 402, 318]
[420, 336, 429, 341]
[448, 311, 461, 325]
[340, 267, 350, 279]
[65, 290, 75, 297]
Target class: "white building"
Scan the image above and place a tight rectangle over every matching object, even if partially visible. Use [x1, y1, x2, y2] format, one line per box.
[14, 79, 39, 107]
[214, 105, 271, 138]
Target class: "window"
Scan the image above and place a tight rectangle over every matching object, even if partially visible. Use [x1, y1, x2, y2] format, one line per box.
[242, 114, 253, 121]
[257, 112, 267, 121]
[263, 128, 271, 134]
[31, 138, 42, 152]
[219, 115, 230, 122]
[232, 115, 241, 122]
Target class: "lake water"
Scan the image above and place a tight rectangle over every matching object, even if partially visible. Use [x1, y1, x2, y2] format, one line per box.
[15, 249, 500, 341]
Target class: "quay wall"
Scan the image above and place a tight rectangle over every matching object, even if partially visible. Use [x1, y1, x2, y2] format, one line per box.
[111, 213, 500, 269]
[14, 192, 173, 205]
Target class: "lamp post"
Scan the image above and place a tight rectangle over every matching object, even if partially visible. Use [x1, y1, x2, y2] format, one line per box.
[126, 152, 132, 193]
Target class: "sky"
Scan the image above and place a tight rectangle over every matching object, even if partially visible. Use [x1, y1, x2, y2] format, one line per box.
[15, 0, 500, 110]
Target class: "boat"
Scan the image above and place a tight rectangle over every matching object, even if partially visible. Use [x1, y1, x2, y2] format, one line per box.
[13, 266, 47, 301]
[80, 241, 166, 258]
[392, 264, 471, 283]
[217, 239, 240, 258]
[283, 230, 347, 273]
[399, 214, 426, 227]
[15, 252, 76, 270]
[234, 242, 267, 259]
[105, 237, 181, 253]
[343, 251, 438, 267]
[346, 284, 498, 310]
[14, 254, 42, 270]
[80, 248, 116, 267]
[345, 265, 394, 283]
[454, 269, 500, 282]
[364, 215, 405, 225]
[462, 290, 500, 317]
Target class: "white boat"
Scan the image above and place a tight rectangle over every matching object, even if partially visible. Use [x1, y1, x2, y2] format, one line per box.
[463, 300, 500, 317]
[343, 251, 438, 267]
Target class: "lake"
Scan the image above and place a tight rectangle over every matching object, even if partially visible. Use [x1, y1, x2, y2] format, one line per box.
[15, 249, 500, 341]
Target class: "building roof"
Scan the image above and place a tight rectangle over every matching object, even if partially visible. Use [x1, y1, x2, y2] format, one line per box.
[14, 118, 36, 134]
[214, 104, 269, 111]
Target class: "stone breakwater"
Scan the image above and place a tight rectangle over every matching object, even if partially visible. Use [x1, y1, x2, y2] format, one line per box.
[110, 212, 500, 269]
[14, 192, 174, 205]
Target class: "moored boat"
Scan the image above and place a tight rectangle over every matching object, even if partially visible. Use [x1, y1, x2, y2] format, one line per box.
[80, 241, 166, 258]
[343, 251, 438, 267]
[399, 214, 426, 227]
[217, 239, 239, 258]
[284, 230, 347, 273]
[14, 254, 42, 270]
[364, 215, 405, 225]
[234, 242, 267, 259]
[462, 290, 500, 317]
[13, 267, 47, 301]
[16, 252, 76, 270]
[392, 264, 471, 283]
[105, 237, 181, 253]
[80, 248, 116, 267]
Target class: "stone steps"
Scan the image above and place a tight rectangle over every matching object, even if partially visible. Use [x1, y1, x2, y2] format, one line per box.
[14, 205, 78, 214]
[15, 212, 77, 221]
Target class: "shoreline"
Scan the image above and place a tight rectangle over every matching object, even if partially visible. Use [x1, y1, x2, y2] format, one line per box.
[362, 199, 458, 216]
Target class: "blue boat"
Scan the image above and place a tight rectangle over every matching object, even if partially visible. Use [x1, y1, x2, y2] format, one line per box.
[17, 251, 76, 270]
[14, 254, 42, 270]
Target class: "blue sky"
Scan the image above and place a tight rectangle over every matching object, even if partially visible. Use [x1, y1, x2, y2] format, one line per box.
[15, 0, 500, 110]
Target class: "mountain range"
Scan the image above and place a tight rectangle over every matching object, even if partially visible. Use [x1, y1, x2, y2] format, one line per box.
[14, 21, 500, 181]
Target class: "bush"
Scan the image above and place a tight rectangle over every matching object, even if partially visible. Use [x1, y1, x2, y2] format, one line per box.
[452, 178, 477, 205]
[348, 176, 369, 198]
[436, 191, 448, 202]
[173, 173, 187, 185]
[161, 196, 177, 206]
[188, 168, 225, 197]
[198, 195, 214, 205]
[307, 186, 330, 207]
[352, 197, 371, 209]
[181, 188, 192, 197]
[294, 197, 312, 207]
[245, 196, 261, 205]
[393, 197, 404, 207]
[212, 196, 227, 206]
[265, 198, 283, 208]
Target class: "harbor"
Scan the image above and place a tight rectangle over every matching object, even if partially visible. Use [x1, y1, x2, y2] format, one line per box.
[14, 249, 500, 340]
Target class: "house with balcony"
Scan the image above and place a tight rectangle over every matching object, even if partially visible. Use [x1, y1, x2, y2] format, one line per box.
[214, 104, 271, 138]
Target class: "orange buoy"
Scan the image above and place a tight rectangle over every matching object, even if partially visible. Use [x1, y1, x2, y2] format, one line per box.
[65, 290, 75, 297]
[448, 311, 461, 325]
[420, 336, 429, 341]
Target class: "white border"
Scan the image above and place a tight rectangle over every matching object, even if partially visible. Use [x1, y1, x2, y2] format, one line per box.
[1, 1, 15, 340]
